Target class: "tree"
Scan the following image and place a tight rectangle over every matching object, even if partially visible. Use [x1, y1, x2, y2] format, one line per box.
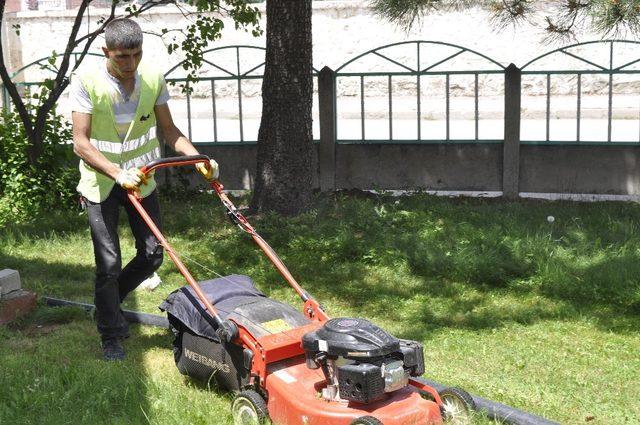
[1, 0, 316, 217]
[0, 0, 261, 166]
[250, 0, 313, 216]
[371, 0, 640, 39]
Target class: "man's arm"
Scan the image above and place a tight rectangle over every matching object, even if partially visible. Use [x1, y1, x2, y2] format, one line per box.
[154, 103, 199, 156]
[154, 102, 218, 180]
[72, 112, 121, 180]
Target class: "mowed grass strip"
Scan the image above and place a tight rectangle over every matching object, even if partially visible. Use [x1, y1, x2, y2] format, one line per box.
[1, 191, 639, 424]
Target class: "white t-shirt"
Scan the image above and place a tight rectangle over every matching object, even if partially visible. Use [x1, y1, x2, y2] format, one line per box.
[69, 62, 170, 141]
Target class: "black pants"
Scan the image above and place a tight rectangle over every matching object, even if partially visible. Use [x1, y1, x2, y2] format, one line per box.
[85, 187, 163, 341]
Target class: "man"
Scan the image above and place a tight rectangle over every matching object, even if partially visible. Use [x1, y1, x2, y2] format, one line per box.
[71, 18, 218, 361]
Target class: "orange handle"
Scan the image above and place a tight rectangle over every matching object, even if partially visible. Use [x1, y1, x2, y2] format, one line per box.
[140, 155, 211, 177]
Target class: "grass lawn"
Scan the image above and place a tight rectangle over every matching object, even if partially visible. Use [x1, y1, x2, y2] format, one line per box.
[1, 191, 639, 424]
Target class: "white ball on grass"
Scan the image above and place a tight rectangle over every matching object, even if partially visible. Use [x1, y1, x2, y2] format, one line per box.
[547, 215, 555, 223]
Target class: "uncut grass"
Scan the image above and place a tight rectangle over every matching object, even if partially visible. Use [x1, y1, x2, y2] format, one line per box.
[1, 192, 640, 424]
[0, 308, 234, 425]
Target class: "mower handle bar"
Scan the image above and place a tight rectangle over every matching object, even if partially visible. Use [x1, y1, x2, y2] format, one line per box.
[126, 153, 241, 342]
[130, 155, 329, 325]
[140, 154, 210, 176]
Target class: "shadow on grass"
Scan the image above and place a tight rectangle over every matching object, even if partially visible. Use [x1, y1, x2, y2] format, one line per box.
[0, 304, 172, 425]
[0, 252, 94, 301]
[3, 192, 640, 422]
[226, 194, 640, 340]
[5, 192, 640, 340]
[0, 247, 163, 424]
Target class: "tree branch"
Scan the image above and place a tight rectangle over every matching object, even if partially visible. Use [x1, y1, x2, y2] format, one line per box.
[72, 0, 174, 48]
[30, 0, 93, 159]
[73, 0, 119, 47]
[542, 0, 589, 40]
[168, 0, 195, 21]
[34, 1, 88, 109]
[0, 0, 35, 147]
[135, 0, 177, 16]
[35, 0, 118, 126]
[54, 0, 91, 88]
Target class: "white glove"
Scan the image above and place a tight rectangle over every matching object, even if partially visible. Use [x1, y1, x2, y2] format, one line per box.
[115, 168, 146, 190]
[195, 158, 220, 181]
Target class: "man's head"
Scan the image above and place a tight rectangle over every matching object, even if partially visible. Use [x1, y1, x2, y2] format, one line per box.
[102, 18, 143, 81]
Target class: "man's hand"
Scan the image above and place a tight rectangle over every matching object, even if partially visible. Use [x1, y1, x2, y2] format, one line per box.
[195, 159, 220, 181]
[115, 168, 147, 190]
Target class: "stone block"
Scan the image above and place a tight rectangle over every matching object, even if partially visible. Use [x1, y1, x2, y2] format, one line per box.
[0, 269, 21, 297]
[0, 290, 37, 325]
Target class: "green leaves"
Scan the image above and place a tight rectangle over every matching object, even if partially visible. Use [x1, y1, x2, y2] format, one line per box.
[371, 0, 450, 29]
[162, 0, 262, 90]
[589, 0, 640, 36]
[0, 90, 77, 227]
[124, 3, 139, 16]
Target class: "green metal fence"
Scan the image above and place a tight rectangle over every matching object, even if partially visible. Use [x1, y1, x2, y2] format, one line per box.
[163, 45, 267, 145]
[3, 40, 640, 147]
[2, 52, 104, 110]
[520, 40, 640, 145]
[333, 41, 506, 144]
[2, 46, 320, 145]
[163, 45, 320, 145]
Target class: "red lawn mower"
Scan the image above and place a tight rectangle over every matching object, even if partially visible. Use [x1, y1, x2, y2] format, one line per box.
[129, 155, 476, 425]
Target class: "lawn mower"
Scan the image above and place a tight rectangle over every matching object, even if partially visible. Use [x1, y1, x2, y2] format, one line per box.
[128, 155, 476, 425]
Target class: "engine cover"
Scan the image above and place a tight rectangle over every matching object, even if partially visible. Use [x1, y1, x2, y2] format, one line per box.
[302, 317, 426, 404]
[301, 317, 400, 359]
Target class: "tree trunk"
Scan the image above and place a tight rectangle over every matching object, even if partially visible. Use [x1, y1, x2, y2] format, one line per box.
[250, 0, 314, 216]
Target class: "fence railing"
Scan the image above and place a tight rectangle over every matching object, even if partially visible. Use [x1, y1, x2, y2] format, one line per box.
[332, 40, 506, 144]
[520, 40, 640, 145]
[3, 40, 640, 197]
[163, 45, 269, 144]
[2, 51, 104, 110]
[3, 40, 639, 147]
[161, 45, 325, 145]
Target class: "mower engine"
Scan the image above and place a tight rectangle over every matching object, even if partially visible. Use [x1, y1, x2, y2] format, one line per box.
[301, 318, 425, 404]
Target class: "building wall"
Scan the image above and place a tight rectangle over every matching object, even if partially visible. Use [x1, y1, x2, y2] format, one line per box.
[2, 1, 625, 89]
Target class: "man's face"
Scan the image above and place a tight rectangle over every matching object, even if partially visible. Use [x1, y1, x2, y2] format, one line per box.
[102, 46, 143, 80]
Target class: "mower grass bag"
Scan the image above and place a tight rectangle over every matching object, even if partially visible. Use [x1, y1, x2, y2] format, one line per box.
[159, 274, 310, 391]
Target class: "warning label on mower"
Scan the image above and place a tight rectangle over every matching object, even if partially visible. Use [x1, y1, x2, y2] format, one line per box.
[261, 319, 292, 333]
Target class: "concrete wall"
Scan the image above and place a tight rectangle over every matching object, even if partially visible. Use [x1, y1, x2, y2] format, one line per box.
[520, 146, 640, 195]
[335, 144, 503, 191]
[190, 142, 640, 197]
[165, 142, 504, 193]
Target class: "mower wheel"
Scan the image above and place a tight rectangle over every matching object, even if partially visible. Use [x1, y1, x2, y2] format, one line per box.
[350, 416, 383, 425]
[438, 387, 476, 424]
[231, 390, 270, 425]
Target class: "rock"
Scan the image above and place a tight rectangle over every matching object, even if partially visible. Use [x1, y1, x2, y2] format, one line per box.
[0, 290, 37, 326]
[0, 269, 21, 297]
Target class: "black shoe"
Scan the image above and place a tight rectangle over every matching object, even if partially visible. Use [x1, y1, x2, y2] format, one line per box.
[102, 338, 125, 361]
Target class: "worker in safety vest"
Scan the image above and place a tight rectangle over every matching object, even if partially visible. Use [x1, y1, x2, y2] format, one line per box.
[70, 18, 217, 361]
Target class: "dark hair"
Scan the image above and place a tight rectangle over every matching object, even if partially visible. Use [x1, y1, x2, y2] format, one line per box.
[104, 18, 143, 49]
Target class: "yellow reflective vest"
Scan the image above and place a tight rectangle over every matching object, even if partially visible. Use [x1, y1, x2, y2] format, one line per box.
[76, 63, 163, 203]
